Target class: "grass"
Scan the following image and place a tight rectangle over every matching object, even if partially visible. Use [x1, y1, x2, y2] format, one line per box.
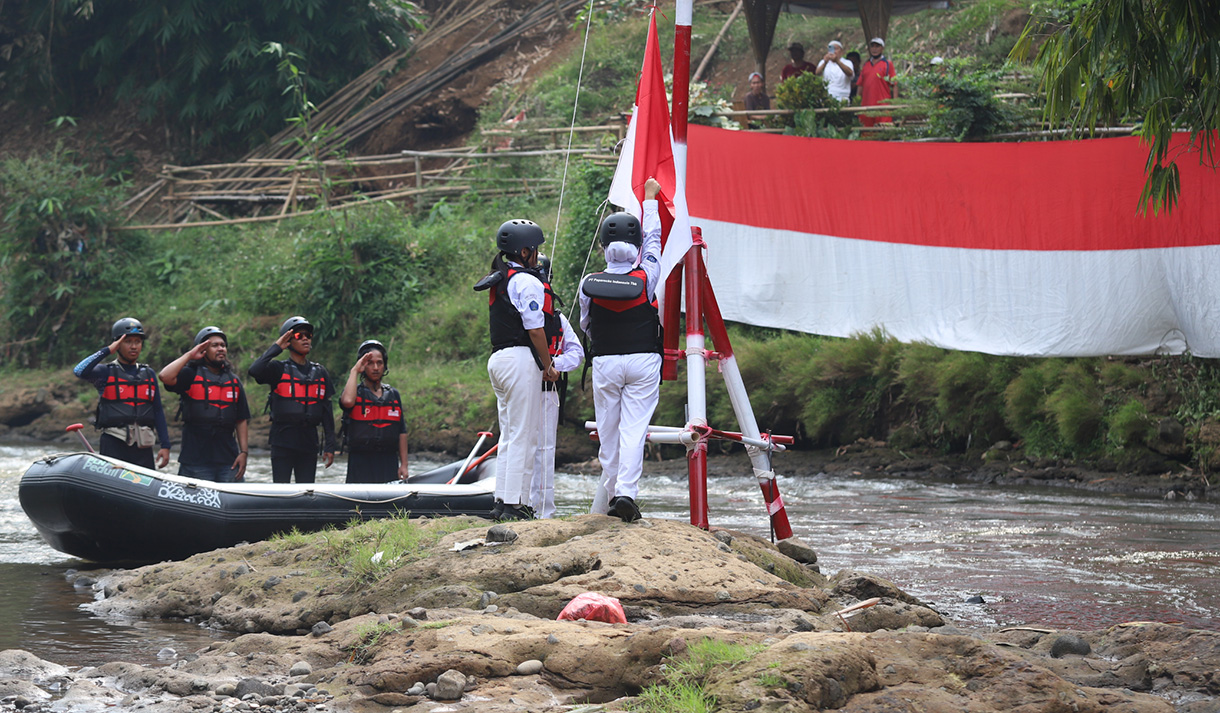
[630, 638, 763, 713]
[269, 514, 479, 587]
[346, 620, 401, 664]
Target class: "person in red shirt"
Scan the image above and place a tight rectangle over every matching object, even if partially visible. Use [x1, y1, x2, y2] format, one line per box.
[858, 37, 897, 127]
[781, 43, 817, 81]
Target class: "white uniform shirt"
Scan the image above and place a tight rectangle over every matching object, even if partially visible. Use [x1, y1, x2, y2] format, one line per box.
[505, 260, 546, 331]
[578, 199, 662, 333]
[552, 313, 585, 373]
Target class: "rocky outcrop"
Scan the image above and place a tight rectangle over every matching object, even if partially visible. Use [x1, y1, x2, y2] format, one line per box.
[5, 516, 1217, 712]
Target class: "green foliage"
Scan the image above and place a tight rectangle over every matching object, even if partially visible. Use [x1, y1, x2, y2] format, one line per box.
[631, 639, 762, 713]
[1108, 398, 1152, 448]
[277, 207, 431, 363]
[1, 0, 421, 147]
[902, 59, 1036, 140]
[934, 350, 1019, 447]
[1014, 0, 1220, 213]
[0, 148, 139, 366]
[346, 620, 401, 664]
[775, 71, 855, 139]
[1046, 363, 1104, 452]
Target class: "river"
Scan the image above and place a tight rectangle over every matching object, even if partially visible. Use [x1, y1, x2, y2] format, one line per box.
[2, 442, 1218, 669]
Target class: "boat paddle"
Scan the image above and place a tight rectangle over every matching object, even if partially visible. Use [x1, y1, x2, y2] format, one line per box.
[450, 430, 495, 485]
[65, 423, 96, 453]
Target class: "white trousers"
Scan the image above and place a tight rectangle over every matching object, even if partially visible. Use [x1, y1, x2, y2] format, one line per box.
[529, 389, 560, 518]
[488, 347, 542, 506]
[589, 352, 662, 514]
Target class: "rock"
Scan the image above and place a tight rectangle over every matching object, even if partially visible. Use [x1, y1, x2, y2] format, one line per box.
[1051, 634, 1091, 658]
[407, 607, 428, 620]
[435, 669, 469, 699]
[310, 621, 332, 636]
[214, 683, 237, 697]
[424, 682, 437, 698]
[407, 682, 426, 695]
[516, 659, 544, 675]
[479, 591, 499, 608]
[966, 595, 986, 604]
[486, 524, 518, 543]
[777, 537, 818, 564]
[234, 678, 277, 699]
[288, 661, 312, 676]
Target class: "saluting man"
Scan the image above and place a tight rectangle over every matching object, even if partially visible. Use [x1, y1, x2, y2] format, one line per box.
[73, 317, 171, 469]
[579, 177, 663, 523]
[475, 219, 559, 520]
[339, 339, 408, 484]
[248, 316, 336, 484]
[159, 326, 250, 482]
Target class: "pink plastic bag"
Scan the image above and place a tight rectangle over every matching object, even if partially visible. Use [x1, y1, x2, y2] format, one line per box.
[556, 592, 627, 623]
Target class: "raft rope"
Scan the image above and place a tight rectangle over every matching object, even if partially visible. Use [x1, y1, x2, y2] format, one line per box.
[549, 0, 597, 285]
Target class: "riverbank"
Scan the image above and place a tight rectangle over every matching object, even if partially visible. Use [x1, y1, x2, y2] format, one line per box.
[3, 514, 1217, 712]
[0, 377, 1211, 504]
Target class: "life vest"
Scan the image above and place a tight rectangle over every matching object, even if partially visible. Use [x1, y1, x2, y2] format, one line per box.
[180, 366, 242, 429]
[95, 363, 158, 428]
[269, 362, 329, 425]
[488, 265, 551, 356]
[586, 267, 662, 356]
[343, 384, 403, 452]
[541, 280, 564, 358]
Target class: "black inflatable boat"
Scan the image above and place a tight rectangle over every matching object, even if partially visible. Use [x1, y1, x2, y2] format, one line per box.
[19, 452, 497, 564]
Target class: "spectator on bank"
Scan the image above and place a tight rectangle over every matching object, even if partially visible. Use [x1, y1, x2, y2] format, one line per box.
[815, 40, 854, 102]
[859, 37, 897, 126]
[781, 43, 817, 81]
[744, 72, 770, 111]
[846, 51, 862, 101]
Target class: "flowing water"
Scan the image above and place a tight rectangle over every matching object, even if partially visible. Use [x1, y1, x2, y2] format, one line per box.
[2, 442, 1218, 669]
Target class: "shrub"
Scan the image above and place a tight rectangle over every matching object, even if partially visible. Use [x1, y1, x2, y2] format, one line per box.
[1046, 363, 1104, 451]
[1108, 398, 1152, 448]
[0, 148, 138, 366]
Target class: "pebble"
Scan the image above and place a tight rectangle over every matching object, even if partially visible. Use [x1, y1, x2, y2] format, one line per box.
[310, 621, 333, 636]
[288, 661, 312, 676]
[407, 607, 428, 620]
[516, 659, 544, 675]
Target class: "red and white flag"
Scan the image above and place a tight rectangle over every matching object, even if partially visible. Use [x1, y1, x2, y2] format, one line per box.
[608, 8, 693, 281]
[684, 126, 1220, 357]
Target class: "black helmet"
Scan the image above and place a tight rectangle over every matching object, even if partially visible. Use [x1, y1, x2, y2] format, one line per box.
[111, 317, 146, 341]
[194, 326, 227, 347]
[496, 219, 545, 256]
[357, 339, 387, 361]
[535, 254, 552, 282]
[279, 316, 313, 337]
[598, 212, 641, 247]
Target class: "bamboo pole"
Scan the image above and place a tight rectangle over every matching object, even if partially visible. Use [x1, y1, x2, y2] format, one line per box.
[693, 0, 742, 82]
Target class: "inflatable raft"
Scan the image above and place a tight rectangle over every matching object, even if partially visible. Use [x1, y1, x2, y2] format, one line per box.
[19, 452, 497, 564]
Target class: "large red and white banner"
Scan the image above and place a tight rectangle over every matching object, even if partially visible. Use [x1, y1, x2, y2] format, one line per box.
[684, 126, 1220, 357]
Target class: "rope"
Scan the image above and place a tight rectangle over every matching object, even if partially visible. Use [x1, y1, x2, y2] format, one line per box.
[550, 0, 597, 282]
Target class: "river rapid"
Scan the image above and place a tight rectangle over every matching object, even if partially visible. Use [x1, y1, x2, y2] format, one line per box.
[2, 441, 1218, 669]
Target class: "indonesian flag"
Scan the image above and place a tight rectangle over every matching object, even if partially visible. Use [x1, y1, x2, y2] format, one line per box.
[685, 127, 1220, 357]
[608, 8, 693, 281]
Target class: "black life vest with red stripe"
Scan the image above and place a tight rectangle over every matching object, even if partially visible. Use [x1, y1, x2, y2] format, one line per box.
[344, 384, 403, 452]
[270, 362, 329, 424]
[95, 363, 158, 428]
[180, 366, 242, 428]
[587, 266, 662, 356]
[489, 265, 555, 353]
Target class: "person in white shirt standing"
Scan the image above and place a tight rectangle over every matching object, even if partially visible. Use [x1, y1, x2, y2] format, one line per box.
[476, 220, 559, 520]
[579, 178, 663, 523]
[815, 40, 855, 102]
[528, 253, 585, 518]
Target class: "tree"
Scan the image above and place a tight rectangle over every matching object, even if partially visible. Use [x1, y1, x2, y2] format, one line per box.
[1015, 0, 1219, 214]
[0, 0, 423, 148]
